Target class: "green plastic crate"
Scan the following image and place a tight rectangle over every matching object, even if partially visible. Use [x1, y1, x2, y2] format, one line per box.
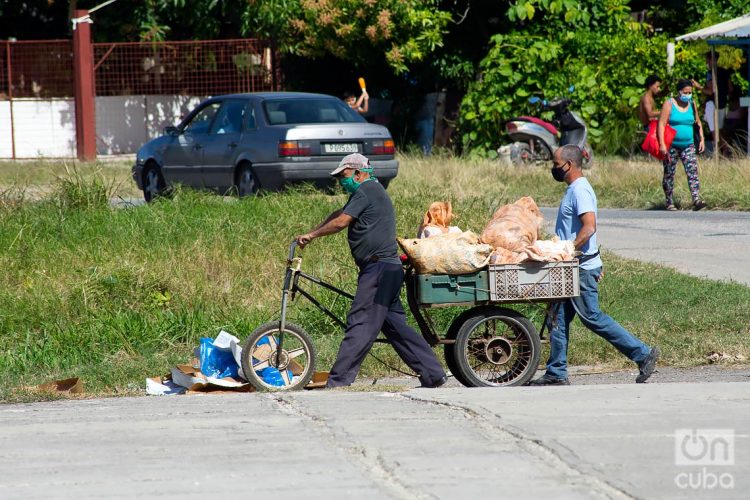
[416, 271, 490, 305]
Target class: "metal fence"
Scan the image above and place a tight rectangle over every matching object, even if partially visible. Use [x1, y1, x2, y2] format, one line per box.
[93, 39, 279, 96]
[1, 38, 279, 99]
[1, 40, 74, 99]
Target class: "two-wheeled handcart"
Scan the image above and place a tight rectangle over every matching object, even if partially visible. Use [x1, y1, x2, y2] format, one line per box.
[240, 241, 580, 391]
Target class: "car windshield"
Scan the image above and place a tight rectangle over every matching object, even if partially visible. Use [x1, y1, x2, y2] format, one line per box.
[263, 98, 365, 125]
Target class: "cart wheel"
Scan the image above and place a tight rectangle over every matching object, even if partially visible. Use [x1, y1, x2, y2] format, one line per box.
[240, 322, 317, 392]
[444, 307, 497, 387]
[453, 307, 541, 387]
[443, 336, 464, 386]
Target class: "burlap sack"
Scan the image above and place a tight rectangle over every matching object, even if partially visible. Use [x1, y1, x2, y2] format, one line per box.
[417, 201, 462, 238]
[480, 196, 543, 252]
[398, 231, 492, 275]
[489, 247, 526, 265]
[523, 237, 576, 262]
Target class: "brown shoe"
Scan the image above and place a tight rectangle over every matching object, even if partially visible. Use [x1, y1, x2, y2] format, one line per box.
[692, 200, 707, 211]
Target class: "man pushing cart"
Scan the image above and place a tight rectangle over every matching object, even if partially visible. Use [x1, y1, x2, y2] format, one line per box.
[295, 153, 448, 389]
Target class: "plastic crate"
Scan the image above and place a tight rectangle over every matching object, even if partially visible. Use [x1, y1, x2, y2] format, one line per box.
[416, 271, 490, 305]
[489, 261, 579, 302]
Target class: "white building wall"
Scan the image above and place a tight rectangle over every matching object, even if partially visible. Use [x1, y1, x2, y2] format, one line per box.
[144, 95, 205, 139]
[1, 98, 77, 158]
[1, 95, 208, 158]
[96, 96, 148, 155]
[0, 101, 14, 157]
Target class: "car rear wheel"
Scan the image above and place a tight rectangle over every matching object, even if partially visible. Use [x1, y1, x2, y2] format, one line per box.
[143, 164, 166, 203]
[235, 163, 259, 197]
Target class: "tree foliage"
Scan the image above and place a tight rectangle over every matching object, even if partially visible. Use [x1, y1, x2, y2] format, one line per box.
[241, 0, 452, 74]
[458, 0, 749, 155]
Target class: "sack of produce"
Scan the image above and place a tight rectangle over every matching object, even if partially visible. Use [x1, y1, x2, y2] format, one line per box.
[417, 201, 462, 238]
[480, 196, 543, 252]
[489, 247, 526, 265]
[523, 237, 576, 262]
[398, 231, 492, 275]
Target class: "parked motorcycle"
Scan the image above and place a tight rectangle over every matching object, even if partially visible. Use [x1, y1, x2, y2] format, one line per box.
[498, 90, 593, 168]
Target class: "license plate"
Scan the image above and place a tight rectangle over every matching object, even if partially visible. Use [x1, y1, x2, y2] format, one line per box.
[323, 143, 358, 154]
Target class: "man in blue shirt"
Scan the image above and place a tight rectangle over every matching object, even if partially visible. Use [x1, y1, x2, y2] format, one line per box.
[528, 145, 660, 386]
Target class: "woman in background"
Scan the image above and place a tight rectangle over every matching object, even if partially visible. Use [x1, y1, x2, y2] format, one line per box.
[657, 79, 706, 211]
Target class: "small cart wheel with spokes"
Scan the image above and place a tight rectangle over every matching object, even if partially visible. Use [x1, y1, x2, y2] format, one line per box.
[452, 306, 541, 387]
[240, 321, 317, 391]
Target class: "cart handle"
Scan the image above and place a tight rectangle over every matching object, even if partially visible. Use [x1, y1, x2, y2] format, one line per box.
[288, 241, 299, 261]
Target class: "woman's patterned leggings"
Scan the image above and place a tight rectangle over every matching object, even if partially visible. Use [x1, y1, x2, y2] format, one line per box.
[662, 143, 701, 205]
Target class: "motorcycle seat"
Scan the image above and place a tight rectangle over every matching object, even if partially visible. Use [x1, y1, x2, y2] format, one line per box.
[516, 116, 558, 136]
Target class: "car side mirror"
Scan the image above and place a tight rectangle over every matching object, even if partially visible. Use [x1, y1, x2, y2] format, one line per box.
[164, 126, 179, 136]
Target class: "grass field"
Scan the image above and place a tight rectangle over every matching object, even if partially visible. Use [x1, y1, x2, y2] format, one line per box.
[2, 152, 749, 209]
[1, 154, 749, 401]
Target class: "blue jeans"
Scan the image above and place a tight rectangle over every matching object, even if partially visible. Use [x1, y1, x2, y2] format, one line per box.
[545, 266, 651, 379]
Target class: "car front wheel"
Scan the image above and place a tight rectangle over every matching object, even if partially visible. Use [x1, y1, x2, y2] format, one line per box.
[143, 164, 166, 203]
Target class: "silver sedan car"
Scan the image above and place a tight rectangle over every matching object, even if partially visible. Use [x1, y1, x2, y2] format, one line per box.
[132, 92, 399, 201]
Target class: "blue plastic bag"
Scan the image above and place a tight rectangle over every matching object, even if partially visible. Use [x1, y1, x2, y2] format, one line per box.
[199, 337, 239, 379]
[253, 336, 293, 386]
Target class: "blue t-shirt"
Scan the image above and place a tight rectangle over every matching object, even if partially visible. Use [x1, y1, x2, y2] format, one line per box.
[556, 177, 602, 270]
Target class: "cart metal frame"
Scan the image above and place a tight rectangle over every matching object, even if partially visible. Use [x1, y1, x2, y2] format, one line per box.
[247, 241, 570, 390]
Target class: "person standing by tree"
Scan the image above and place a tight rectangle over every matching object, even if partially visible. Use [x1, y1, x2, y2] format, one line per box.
[657, 79, 707, 211]
[694, 51, 733, 155]
[528, 145, 661, 386]
[639, 75, 662, 129]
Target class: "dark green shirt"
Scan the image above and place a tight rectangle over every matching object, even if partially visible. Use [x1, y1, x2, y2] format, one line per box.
[342, 180, 400, 267]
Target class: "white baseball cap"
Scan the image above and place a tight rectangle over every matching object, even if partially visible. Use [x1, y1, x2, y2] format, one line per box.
[329, 153, 371, 176]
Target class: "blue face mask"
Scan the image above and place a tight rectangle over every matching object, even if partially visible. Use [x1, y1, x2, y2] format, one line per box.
[679, 93, 692, 103]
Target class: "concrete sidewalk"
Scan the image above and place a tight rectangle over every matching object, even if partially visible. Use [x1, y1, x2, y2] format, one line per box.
[0, 382, 746, 499]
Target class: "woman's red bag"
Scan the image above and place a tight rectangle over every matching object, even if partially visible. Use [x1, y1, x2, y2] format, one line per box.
[641, 120, 676, 160]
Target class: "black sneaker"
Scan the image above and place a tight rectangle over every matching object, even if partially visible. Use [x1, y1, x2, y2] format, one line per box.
[526, 374, 570, 386]
[636, 346, 661, 383]
[692, 200, 707, 211]
[421, 375, 448, 388]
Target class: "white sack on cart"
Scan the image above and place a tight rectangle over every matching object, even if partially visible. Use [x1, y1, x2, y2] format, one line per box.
[398, 231, 492, 275]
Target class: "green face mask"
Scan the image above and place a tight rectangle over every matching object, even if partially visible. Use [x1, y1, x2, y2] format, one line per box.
[338, 175, 361, 194]
[339, 168, 374, 194]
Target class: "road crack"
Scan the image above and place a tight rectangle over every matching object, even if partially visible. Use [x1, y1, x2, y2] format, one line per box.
[400, 393, 636, 500]
[263, 393, 429, 500]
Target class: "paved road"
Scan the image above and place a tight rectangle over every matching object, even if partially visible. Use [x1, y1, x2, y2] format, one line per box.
[540, 207, 750, 286]
[1, 382, 746, 499]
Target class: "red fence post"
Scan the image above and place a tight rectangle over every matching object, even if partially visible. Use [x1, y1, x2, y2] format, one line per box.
[5, 41, 16, 159]
[73, 10, 96, 161]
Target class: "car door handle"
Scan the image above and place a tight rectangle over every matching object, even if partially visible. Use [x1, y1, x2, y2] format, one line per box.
[193, 144, 203, 150]
[228, 142, 238, 148]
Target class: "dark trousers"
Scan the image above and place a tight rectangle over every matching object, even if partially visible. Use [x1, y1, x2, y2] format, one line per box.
[327, 261, 446, 388]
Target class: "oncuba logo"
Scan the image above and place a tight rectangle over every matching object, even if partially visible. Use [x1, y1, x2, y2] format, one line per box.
[674, 429, 734, 490]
